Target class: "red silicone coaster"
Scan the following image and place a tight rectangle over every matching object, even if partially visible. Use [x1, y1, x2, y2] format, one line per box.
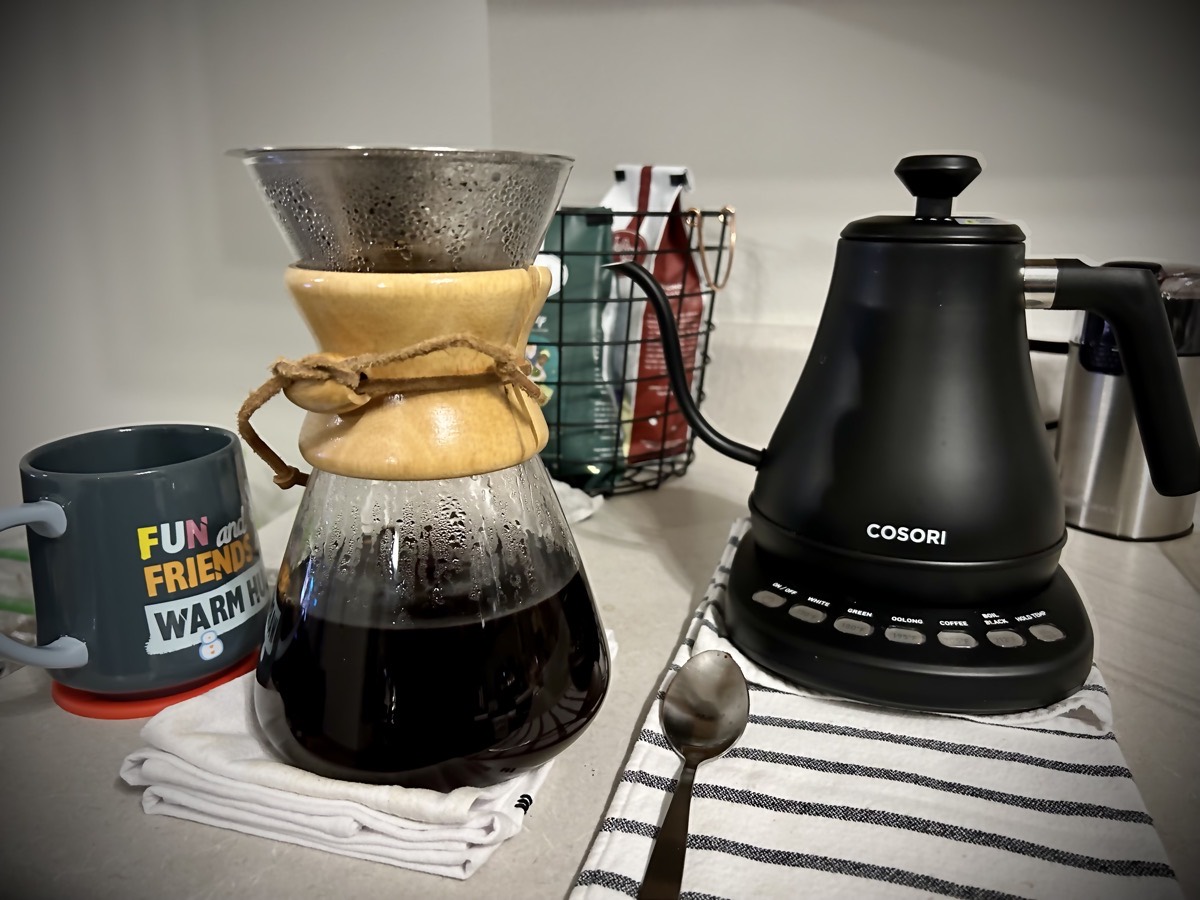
[50, 652, 257, 720]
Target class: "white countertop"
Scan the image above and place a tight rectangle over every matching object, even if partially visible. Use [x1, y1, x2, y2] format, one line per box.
[2, 450, 1198, 899]
[1, 325, 1198, 899]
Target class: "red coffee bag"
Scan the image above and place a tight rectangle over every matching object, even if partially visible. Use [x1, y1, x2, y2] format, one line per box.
[600, 166, 706, 464]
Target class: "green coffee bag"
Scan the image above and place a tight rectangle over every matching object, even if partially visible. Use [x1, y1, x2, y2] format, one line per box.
[530, 209, 622, 493]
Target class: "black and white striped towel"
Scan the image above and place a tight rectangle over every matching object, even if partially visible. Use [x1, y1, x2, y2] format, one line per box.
[572, 520, 1179, 900]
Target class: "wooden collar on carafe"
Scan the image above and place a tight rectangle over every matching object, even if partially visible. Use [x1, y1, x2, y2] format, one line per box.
[238, 266, 555, 485]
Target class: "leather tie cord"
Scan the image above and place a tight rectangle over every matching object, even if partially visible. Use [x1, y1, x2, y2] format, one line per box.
[237, 333, 543, 490]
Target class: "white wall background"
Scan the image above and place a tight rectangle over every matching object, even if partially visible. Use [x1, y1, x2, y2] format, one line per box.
[490, 0, 1200, 333]
[0, 0, 493, 507]
[1, 0, 1196, 506]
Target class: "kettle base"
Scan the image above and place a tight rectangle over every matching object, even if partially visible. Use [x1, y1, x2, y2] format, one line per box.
[723, 531, 1094, 715]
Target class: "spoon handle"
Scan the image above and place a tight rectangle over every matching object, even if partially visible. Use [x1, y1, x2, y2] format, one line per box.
[637, 761, 697, 900]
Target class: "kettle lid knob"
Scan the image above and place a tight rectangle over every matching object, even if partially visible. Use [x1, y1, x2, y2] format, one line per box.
[895, 154, 982, 218]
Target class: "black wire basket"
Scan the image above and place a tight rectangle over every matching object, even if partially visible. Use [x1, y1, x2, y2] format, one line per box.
[529, 206, 735, 496]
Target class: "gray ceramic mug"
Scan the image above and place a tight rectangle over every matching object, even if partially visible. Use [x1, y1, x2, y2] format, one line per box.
[0, 424, 269, 696]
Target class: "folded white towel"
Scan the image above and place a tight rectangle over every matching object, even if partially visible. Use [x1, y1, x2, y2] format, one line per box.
[121, 615, 616, 879]
[572, 520, 1181, 900]
[119, 671, 553, 879]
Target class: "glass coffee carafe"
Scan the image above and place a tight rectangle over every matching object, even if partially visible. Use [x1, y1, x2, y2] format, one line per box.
[255, 463, 608, 788]
[233, 148, 609, 789]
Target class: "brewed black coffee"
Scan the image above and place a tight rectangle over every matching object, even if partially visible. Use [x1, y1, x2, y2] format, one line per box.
[255, 557, 608, 790]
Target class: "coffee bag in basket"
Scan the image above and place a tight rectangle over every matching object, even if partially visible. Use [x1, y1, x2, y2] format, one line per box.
[600, 166, 707, 464]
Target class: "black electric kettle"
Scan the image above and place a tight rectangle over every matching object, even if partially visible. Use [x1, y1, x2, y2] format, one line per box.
[611, 154, 1200, 713]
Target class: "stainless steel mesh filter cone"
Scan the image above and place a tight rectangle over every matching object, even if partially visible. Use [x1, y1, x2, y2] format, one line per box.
[231, 147, 573, 273]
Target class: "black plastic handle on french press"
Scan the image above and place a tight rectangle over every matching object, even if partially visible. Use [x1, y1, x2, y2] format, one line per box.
[1031, 259, 1200, 496]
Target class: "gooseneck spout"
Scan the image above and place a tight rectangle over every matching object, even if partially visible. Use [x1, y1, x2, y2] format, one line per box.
[605, 261, 764, 468]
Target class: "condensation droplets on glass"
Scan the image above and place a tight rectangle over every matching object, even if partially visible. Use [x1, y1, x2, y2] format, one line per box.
[281, 458, 578, 629]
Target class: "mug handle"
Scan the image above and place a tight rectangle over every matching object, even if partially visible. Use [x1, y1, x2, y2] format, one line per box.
[0, 500, 89, 669]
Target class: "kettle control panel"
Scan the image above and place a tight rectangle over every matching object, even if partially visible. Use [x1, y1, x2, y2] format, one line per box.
[750, 585, 1068, 654]
[723, 532, 1094, 714]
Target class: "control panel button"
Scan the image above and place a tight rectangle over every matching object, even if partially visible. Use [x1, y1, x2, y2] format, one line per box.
[751, 590, 786, 609]
[788, 604, 827, 624]
[937, 630, 978, 649]
[834, 617, 874, 637]
[986, 629, 1026, 648]
[884, 626, 926, 645]
[1029, 623, 1066, 643]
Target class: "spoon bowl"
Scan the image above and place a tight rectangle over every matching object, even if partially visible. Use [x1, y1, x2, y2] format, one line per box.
[662, 650, 751, 762]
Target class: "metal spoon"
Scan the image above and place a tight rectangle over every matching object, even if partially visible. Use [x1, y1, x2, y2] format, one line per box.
[638, 650, 750, 900]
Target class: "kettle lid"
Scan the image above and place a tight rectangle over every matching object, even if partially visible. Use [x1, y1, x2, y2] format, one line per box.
[841, 154, 1026, 244]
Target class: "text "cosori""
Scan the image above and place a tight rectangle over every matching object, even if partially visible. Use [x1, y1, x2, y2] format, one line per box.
[866, 523, 947, 545]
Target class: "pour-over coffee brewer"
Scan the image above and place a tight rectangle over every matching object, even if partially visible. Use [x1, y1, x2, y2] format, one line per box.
[233, 148, 609, 788]
[613, 154, 1200, 714]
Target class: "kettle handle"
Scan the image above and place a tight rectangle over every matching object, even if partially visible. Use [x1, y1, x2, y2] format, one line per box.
[604, 261, 764, 468]
[1027, 259, 1200, 496]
